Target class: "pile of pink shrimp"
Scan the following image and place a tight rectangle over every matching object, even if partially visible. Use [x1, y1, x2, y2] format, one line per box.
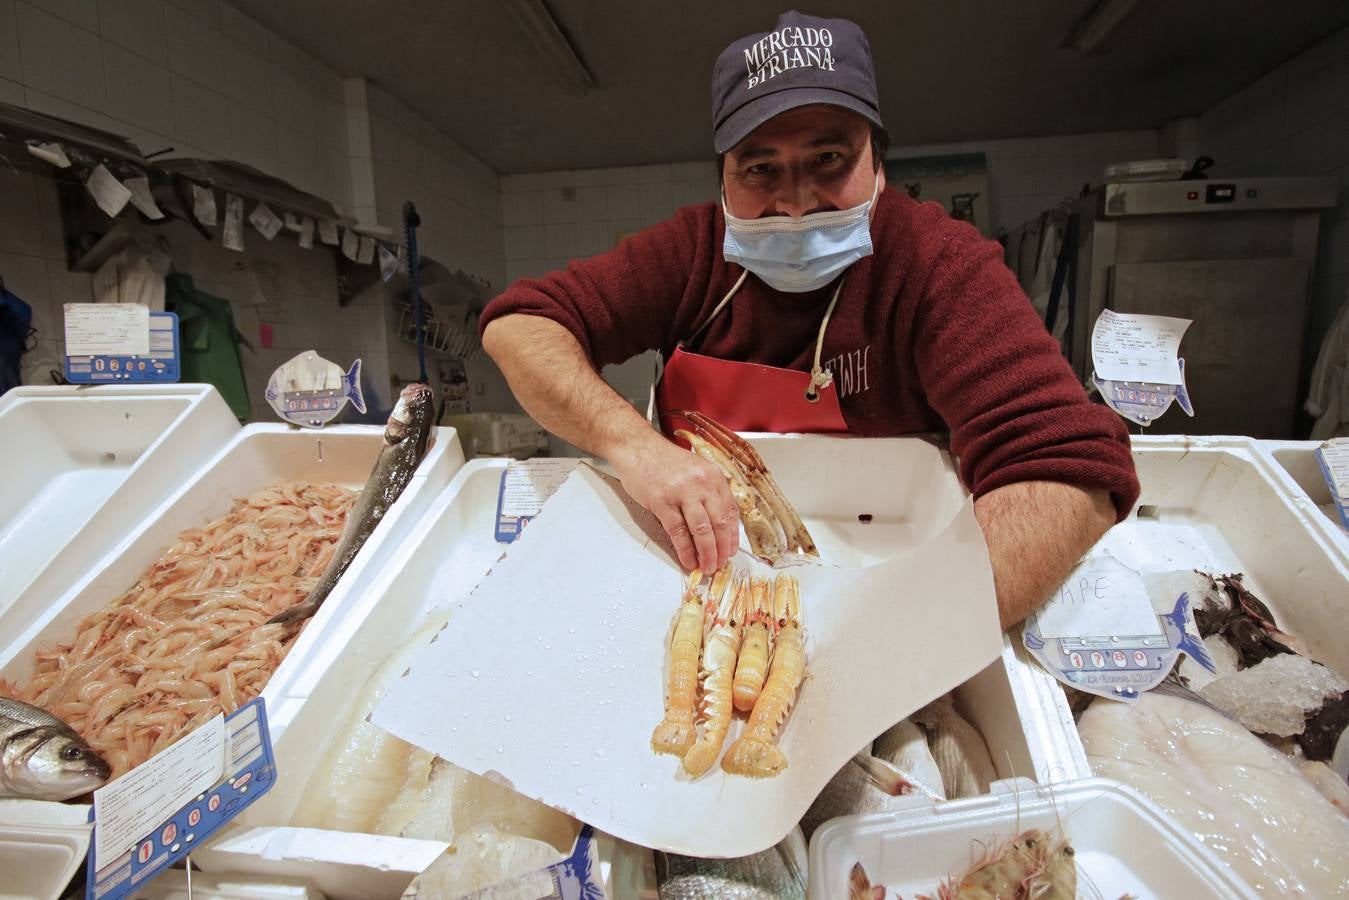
[0, 481, 356, 778]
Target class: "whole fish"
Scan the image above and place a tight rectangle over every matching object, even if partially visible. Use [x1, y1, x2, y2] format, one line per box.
[656, 826, 806, 899]
[268, 383, 437, 625]
[1, 696, 111, 801]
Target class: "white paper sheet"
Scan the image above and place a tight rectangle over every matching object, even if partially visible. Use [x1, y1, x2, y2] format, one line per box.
[373, 465, 1001, 857]
[64, 303, 149, 356]
[93, 715, 225, 866]
[1091, 309, 1190, 385]
[1033, 555, 1161, 639]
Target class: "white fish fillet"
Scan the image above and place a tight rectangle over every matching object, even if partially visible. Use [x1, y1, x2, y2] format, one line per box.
[407, 825, 562, 898]
[871, 718, 946, 801]
[1297, 759, 1349, 816]
[911, 694, 995, 799]
[1080, 691, 1349, 896]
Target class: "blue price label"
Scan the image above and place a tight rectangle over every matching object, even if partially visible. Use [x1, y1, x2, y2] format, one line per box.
[65, 312, 180, 384]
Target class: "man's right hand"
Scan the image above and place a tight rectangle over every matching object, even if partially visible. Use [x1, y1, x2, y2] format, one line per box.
[611, 431, 740, 573]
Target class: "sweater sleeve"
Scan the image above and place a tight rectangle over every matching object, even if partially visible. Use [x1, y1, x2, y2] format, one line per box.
[479, 205, 715, 368]
[907, 211, 1140, 520]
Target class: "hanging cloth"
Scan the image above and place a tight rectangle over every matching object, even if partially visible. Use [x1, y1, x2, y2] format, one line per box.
[166, 272, 250, 419]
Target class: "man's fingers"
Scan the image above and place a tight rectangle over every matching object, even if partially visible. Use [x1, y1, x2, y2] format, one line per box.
[708, 483, 740, 567]
[682, 502, 720, 575]
[656, 506, 698, 571]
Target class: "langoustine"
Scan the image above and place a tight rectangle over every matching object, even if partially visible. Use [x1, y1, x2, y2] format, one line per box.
[651, 568, 715, 757]
[722, 573, 806, 778]
[683, 571, 747, 777]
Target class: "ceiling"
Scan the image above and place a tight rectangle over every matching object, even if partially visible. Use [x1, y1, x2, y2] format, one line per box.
[231, 1, 1349, 173]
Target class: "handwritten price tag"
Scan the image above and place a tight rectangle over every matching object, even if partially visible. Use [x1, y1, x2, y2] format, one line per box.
[1034, 556, 1160, 639]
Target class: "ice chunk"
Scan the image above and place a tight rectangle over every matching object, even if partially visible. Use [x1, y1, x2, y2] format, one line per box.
[1199, 654, 1349, 737]
[1177, 634, 1240, 691]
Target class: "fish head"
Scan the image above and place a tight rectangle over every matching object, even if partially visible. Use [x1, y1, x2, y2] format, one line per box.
[385, 383, 436, 447]
[3, 726, 111, 800]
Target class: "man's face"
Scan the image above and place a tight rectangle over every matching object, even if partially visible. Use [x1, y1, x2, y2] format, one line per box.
[722, 105, 883, 219]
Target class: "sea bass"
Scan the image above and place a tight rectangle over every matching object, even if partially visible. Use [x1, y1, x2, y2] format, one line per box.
[1, 696, 111, 801]
[268, 383, 437, 625]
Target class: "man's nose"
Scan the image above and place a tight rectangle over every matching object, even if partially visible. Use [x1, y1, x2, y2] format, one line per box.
[771, 176, 823, 217]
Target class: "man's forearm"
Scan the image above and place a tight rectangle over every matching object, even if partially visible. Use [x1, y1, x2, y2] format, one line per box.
[973, 481, 1117, 630]
[481, 314, 656, 462]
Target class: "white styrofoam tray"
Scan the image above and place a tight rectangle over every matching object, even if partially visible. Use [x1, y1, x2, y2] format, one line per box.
[207, 436, 1075, 887]
[807, 777, 1259, 899]
[0, 421, 464, 728]
[1256, 438, 1349, 548]
[1006, 434, 1349, 783]
[0, 799, 92, 900]
[0, 384, 239, 620]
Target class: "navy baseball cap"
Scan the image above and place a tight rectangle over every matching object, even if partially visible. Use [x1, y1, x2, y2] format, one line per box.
[712, 11, 885, 154]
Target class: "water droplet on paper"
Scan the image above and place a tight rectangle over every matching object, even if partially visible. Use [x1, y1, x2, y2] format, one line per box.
[575, 786, 583, 795]
[470, 669, 481, 678]
[496, 746, 504, 753]
[593, 748, 604, 759]
[568, 627, 576, 635]
[504, 714, 512, 722]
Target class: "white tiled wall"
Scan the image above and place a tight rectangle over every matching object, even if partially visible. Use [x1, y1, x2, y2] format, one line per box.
[0, 0, 353, 213]
[1199, 25, 1349, 363]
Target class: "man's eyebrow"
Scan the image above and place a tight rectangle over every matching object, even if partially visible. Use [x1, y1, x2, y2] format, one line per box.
[733, 145, 777, 163]
[807, 131, 857, 147]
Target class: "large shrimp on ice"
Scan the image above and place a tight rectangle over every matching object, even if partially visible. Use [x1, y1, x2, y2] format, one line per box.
[722, 573, 805, 778]
[683, 572, 748, 777]
[650, 568, 718, 756]
[732, 576, 773, 713]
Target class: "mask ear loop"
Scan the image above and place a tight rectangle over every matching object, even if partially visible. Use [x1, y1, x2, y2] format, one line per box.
[804, 278, 845, 403]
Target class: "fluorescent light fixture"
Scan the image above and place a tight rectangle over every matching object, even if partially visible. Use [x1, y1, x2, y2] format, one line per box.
[505, 0, 595, 92]
[1064, 0, 1144, 54]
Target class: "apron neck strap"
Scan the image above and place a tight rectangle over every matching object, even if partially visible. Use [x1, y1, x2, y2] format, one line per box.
[685, 268, 749, 348]
[805, 278, 844, 402]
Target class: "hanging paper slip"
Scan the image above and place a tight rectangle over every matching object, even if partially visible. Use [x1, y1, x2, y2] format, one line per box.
[298, 216, 315, 249]
[378, 243, 399, 281]
[28, 140, 71, 168]
[223, 195, 245, 252]
[86, 165, 132, 218]
[124, 176, 165, 220]
[191, 184, 217, 226]
[319, 219, 340, 245]
[357, 235, 376, 264]
[341, 228, 359, 261]
[249, 202, 284, 240]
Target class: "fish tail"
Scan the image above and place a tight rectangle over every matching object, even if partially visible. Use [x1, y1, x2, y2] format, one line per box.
[346, 359, 367, 414]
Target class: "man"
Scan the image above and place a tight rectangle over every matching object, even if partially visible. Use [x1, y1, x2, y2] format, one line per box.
[481, 11, 1139, 629]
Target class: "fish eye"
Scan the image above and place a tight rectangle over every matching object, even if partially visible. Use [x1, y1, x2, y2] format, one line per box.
[1064, 845, 1075, 856]
[60, 745, 84, 761]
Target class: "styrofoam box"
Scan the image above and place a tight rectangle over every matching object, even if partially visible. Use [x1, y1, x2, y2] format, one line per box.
[1256, 438, 1349, 549]
[0, 799, 92, 900]
[1003, 434, 1349, 784]
[0, 422, 464, 725]
[807, 777, 1259, 899]
[201, 437, 1070, 895]
[0, 384, 239, 620]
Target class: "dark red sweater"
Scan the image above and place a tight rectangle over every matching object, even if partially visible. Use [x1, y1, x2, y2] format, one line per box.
[481, 186, 1140, 518]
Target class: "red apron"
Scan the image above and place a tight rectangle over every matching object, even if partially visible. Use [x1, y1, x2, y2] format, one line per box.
[654, 270, 849, 436]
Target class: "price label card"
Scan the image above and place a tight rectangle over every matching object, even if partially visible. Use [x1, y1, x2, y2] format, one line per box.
[495, 459, 581, 542]
[86, 164, 132, 217]
[1318, 439, 1349, 530]
[1023, 559, 1216, 702]
[1091, 309, 1190, 385]
[87, 699, 275, 900]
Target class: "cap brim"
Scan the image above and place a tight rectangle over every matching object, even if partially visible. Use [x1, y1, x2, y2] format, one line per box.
[714, 86, 883, 154]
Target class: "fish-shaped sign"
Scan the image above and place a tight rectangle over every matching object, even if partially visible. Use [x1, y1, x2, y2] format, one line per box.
[265, 350, 366, 428]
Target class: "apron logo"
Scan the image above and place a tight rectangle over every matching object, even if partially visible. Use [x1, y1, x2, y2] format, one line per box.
[824, 345, 871, 399]
[743, 26, 836, 90]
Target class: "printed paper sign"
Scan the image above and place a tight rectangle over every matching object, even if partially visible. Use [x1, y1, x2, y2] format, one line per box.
[1033, 556, 1160, 639]
[124, 176, 165, 220]
[494, 459, 581, 541]
[64, 304, 150, 356]
[283, 212, 303, 232]
[191, 184, 218, 226]
[93, 716, 225, 867]
[1091, 310, 1190, 385]
[28, 140, 71, 168]
[86, 164, 132, 218]
[249, 202, 284, 240]
[341, 228, 359, 261]
[319, 219, 340, 245]
[299, 217, 315, 249]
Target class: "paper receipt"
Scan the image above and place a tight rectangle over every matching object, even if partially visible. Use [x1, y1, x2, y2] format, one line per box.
[500, 459, 582, 517]
[93, 714, 225, 867]
[65, 304, 150, 356]
[1091, 309, 1190, 385]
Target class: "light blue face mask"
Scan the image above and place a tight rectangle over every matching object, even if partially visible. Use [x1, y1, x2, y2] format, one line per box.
[722, 174, 880, 293]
